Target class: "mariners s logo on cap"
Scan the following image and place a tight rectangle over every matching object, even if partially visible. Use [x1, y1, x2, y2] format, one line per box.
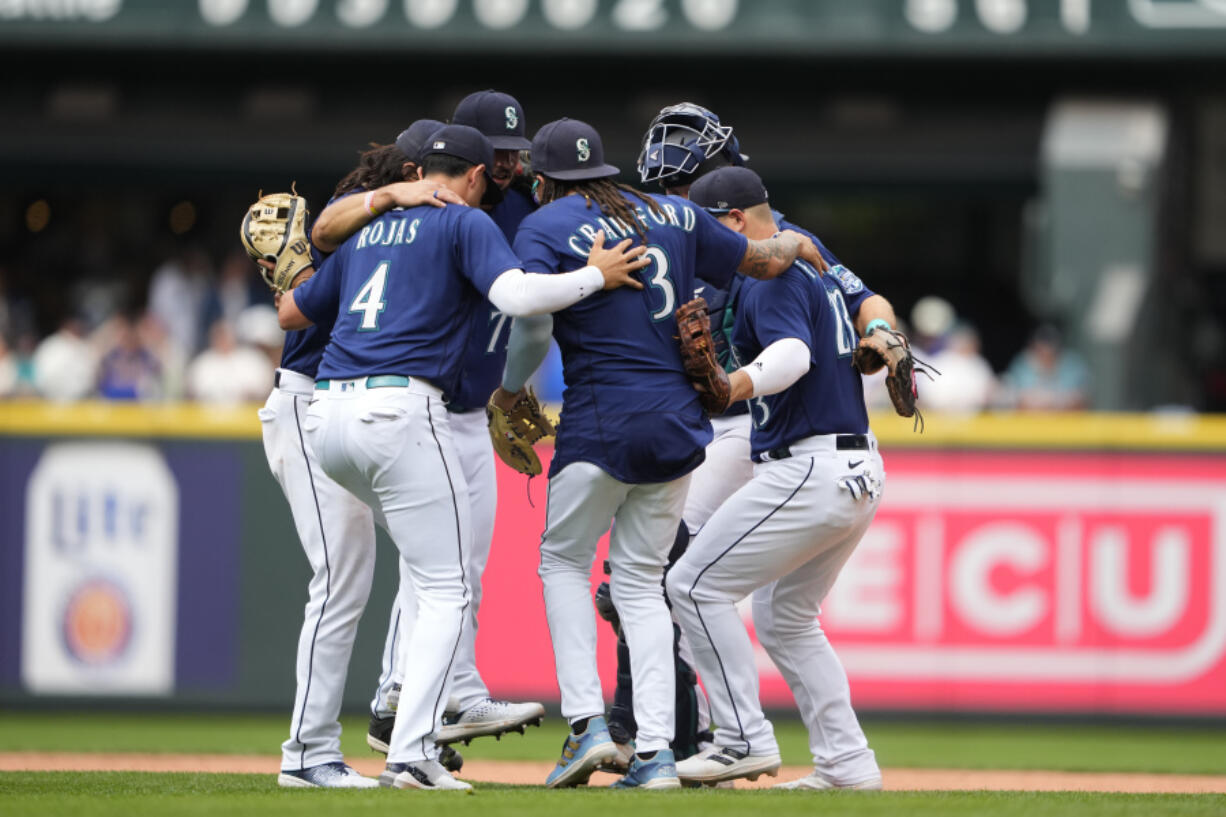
[576, 138, 591, 162]
[505, 106, 519, 130]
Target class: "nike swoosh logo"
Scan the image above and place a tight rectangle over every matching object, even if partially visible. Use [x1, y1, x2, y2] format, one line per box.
[694, 287, 705, 296]
[848, 459, 864, 469]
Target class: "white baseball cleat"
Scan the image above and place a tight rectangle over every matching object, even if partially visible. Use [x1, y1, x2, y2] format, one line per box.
[379, 759, 473, 792]
[277, 761, 379, 789]
[674, 745, 782, 785]
[436, 698, 546, 745]
[773, 771, 884, 791]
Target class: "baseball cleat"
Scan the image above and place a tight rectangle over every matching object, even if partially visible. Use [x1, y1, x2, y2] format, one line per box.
[545, 716, 618, 788]
[366, 713, 394, 754]
[773, 771, 883, 791]
[379, 760, 473, 792]
[277, 761, 379, 789]
[598, 740, 635, 773]
[368, 714, 464, 772]
[675, 745, 781, 785]
[610, 748, 682, 790]
[436, 698, 546, 745]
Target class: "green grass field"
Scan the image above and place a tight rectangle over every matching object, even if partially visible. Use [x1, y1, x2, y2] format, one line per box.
[0, 774, 1223, 817]
[3, 711, 1225, 775]
[1, 712, 1224, 817]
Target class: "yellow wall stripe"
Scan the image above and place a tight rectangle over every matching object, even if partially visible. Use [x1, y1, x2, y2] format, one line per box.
[2, 401, 1226, 450]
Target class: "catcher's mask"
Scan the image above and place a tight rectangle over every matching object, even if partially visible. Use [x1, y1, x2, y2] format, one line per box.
[636, 102, 746, 186]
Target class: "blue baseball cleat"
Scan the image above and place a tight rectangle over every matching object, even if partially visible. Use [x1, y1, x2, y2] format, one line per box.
[545, 716, 618, 788]
[610, 748, 682, 790]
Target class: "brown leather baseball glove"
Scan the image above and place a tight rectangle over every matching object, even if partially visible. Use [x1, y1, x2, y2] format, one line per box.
[676, 297, 731, 415]
[486, 387, 556, 476]
[853, 327, 918, 420]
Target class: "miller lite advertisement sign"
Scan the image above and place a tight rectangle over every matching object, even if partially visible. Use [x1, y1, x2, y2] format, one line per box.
[21, 443, 178, 695]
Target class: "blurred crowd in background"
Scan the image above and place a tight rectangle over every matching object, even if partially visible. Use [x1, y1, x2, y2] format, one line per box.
[0, 244, 1088, 412]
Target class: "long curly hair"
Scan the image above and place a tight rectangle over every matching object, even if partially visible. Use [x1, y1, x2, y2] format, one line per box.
[332, 143, 414, 199]
[536, 177, 662, 244]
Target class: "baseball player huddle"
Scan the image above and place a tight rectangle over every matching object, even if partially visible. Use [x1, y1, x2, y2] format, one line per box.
[250, 89, 904, 793]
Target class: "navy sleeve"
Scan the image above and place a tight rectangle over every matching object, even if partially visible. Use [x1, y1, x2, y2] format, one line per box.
[293, 252, 342, 326]
[511, 217, 563, 276]
[742, 267, 815, 356]
[454, 209, 523, 296]
[692, 206, 748, 290]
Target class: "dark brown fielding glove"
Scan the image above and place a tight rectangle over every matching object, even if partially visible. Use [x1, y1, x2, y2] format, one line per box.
[853, 327, 917, 418]
[676, 297, 731, 415]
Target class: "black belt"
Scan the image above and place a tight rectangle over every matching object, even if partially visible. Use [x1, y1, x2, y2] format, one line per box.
[274, 370, 283, 388]
[765, 434, 869, 461]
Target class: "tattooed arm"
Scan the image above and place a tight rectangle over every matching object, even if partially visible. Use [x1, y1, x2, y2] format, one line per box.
[737, 229, 827, 280]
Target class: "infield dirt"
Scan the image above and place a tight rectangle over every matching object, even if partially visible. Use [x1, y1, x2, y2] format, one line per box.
[2, 752, 1225, 793]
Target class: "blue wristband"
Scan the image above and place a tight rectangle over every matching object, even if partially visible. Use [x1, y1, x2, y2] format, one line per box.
[865, 318, 892, 337]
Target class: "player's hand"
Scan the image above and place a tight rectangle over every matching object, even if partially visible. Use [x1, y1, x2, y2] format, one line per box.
[782, 230, 829, 274]
[386, 180, 466, 209]
[489, 386, 521, 412]
[587, 230, 648, 291]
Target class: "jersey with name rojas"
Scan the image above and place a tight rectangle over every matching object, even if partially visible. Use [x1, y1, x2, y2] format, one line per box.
[293, 205, 520, 393]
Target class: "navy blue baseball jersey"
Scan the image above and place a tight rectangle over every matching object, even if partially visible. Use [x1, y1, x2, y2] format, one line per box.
[448, 188, 538, 412]
[293, 205, 520, 394]
[489, 186, 536, 244]
[733, 259, 875, 459]
[514, 191, 748, 484]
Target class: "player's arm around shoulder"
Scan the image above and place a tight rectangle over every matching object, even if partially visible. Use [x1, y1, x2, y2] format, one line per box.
[311, 180, 464, 252]
[485, 230, 649, 318]
[738, 229, 831, 280]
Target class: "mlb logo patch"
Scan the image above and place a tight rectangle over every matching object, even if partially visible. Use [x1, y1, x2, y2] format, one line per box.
[433, 140, 446, 149]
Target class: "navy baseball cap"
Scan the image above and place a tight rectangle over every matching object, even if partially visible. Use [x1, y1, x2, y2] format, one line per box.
[452, 89, 531, 150]
[421, 124, 504, 205]
[530, 118, 619, 182]
[689, 166, 768, 213]
[395, 118, 445, 162]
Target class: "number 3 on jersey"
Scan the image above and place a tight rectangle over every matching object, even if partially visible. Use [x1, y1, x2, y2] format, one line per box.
[642, 246, 675, 321]
[350, 260, 389, 331]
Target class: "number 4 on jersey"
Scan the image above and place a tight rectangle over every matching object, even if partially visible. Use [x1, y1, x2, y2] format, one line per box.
[350, 260, 389, 331]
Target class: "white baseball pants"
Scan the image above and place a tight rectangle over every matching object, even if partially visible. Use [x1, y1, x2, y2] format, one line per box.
[260, 371, 377, 771]
[369, 407, 497, 717]
[668, 433, 882, 782]
[305, 378, 471, 764]
[682, 412, 754, 534]
[540, 462, 690, 753]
